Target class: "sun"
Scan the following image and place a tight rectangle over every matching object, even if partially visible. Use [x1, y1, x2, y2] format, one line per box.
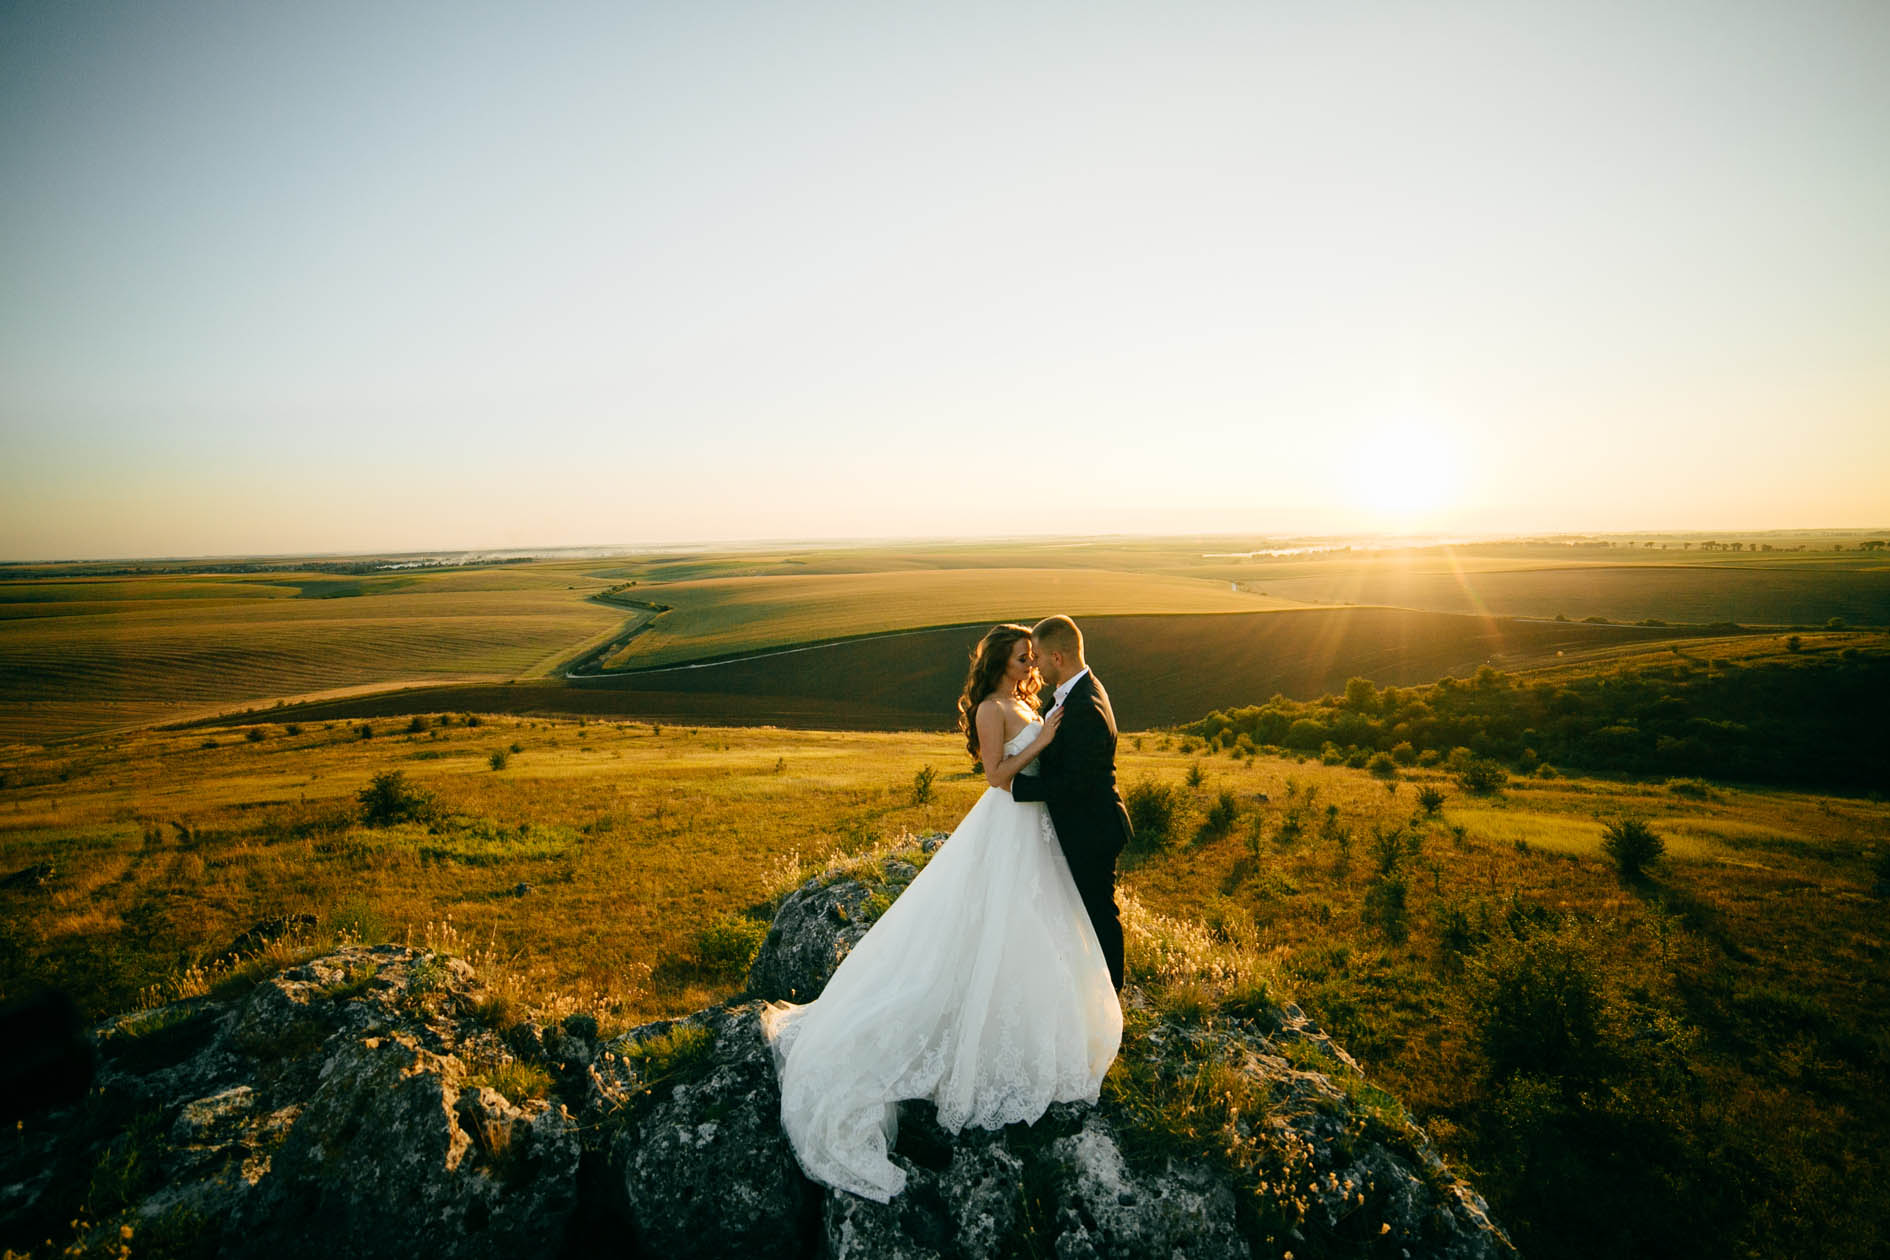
[1349, 422, 1463, 525]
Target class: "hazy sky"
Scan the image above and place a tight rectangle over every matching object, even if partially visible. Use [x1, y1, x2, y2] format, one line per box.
[3, 0, 1886, 561]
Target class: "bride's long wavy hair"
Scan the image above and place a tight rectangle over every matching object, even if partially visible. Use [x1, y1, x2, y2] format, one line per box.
[956, 623, 1042, 763]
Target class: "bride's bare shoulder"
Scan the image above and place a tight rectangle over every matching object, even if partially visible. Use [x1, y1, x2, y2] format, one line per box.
[974, 696, 1023, 741]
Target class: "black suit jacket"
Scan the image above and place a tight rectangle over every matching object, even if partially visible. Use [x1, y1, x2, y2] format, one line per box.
[1010, 670, 1133, 863]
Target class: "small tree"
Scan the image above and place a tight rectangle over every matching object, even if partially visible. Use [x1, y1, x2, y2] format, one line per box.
[1185, 760, 1205, 788]
[1602, 817, 1664, 879]
[1367, 752, 1398, 780]
[356, 770, 437, 825]
[911, 764, 936, 806]
[488, 749, 510, 771]
[1417, 785, 1447, 815]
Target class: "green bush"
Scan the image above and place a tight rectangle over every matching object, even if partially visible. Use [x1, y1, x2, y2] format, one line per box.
[1197, 790, 1239, 842]
[1185, 760, 1205, 788]
[1125, 779, 1182, 850]
[1390, 740, 1417, 766]
[695, 913, 769, 975]
[355, 770, 438, 826]
[1417, 786, 1447, 815]
[488, 749, 510, 771]
[1601, 817, 1664, 879]
[1467, 923, 1608, 1083]
[1363, 873, 1409, 942]
[1454, 757, 1508, 795]
[911, 764, 936, 805]
[1367, 752, 1398, 779]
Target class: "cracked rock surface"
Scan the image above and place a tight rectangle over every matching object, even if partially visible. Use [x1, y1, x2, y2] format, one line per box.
[3, 833, 1515, 1258]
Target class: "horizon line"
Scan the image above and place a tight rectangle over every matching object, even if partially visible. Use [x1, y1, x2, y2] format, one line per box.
[6, 524, 1889, 569]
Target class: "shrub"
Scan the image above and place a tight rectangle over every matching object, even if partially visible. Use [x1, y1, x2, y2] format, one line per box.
[1363, 873, 1409, 942]
[1369, 821, 1413, 876]
[1367, 752, 1398, 779]
[1601, 817, 1664, 879]
[1198, 790, 1239, 842]
[355, 770, 437, 826]
[1534, 763, 1559, 779]
[245, 727, 265, 743]
[1390, 740, 1417, 766]
[911, 764, 936, 806]
[695, 913, 769, 975]
[1664, 778, 1712, 798]
[488, 749, 510, 771]
[1417, 786, 1447, 815]
[1454, 758, 1508, 795]
[1185, 760, 1205, 788]
[407, 715, 430, 734]
[1785, 635, 1803, 652]
[358, 723, 374, 740]
[1125, 780, 1182, 850]
[1467, 923, 1608, 1083]
[1417, 748, 1443, 768]
[285, 724, 302, 736]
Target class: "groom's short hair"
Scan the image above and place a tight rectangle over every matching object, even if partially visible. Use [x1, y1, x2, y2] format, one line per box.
[1032, 615, 1083, 657]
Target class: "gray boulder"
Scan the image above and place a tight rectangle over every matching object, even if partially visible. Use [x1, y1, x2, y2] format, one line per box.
[3, 831, 1515, 1259]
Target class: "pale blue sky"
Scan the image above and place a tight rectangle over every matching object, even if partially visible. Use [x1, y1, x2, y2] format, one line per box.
[3, 0, 1886, 560]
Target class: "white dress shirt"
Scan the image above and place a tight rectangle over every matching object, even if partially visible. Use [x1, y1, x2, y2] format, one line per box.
[1050, 666, 1090, 711]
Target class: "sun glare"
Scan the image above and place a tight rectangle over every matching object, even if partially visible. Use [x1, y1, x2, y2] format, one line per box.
[1350, 422, 1463, 524]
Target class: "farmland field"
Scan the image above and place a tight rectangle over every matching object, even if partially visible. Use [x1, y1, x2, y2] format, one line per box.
[3, 533, 1885, 746]
[247, 605, 1718, 733]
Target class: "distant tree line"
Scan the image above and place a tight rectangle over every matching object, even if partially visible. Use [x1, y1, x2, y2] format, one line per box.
[1184, 645, 1889, 795]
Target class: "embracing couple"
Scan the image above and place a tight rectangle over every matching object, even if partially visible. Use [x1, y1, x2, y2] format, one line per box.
[759, 614, 1131, 1203]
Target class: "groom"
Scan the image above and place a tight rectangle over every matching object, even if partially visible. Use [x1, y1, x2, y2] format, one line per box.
[1008, 614, 1131, 993]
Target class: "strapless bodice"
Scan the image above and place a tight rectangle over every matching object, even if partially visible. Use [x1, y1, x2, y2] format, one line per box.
[1005, 718, 1044, 772]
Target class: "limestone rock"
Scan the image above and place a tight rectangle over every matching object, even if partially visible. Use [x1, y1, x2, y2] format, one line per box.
[3, 834, 1515, 1259]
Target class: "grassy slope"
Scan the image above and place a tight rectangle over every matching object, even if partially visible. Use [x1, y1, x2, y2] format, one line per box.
[593, 567, 1302, 668]
[3, 712, 1886, 1256]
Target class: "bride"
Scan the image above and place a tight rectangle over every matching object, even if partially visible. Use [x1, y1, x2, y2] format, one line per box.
[758, 623, 1124, 1202]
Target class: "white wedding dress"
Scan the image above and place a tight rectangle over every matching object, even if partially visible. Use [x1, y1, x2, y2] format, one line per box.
[759, 717, 1123, 1202]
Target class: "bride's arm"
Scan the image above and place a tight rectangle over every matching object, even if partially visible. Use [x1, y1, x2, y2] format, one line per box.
[977, 702, 1061, 791]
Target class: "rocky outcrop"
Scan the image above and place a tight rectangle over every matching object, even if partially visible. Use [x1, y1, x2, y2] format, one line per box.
[1, 833, 1516, 1258]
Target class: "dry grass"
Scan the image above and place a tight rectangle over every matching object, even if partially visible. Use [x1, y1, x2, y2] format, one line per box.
[3, 713, 1888, 1256]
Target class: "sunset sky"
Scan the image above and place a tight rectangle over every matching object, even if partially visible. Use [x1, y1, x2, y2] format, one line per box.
[3, 1, 1886, 561]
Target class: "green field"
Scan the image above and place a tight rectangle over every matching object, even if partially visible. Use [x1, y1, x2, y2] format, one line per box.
[591, 566, 1302, 668]
[0, 562, 628, 742]
[3, 711, 1885, 1259]
[4, 533, 1885, 747]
